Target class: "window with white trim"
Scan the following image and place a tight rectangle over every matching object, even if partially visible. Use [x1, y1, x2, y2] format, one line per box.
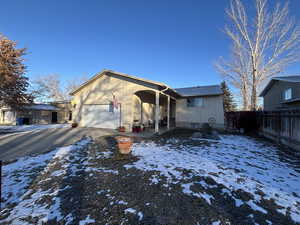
[187, 97, 203, 107]
[283, 88, 292, 100]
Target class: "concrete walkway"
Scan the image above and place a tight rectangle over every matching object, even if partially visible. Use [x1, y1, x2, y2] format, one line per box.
[0, 127, 117, 162]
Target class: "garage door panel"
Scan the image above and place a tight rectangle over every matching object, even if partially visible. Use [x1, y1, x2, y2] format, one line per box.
[81, 105, 120, 129]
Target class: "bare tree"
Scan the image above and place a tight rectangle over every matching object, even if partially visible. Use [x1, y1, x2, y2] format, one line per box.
[216, 0, 300, 110]
[30, 74, 88, 102]
[64, 75, 88, 99]
[30, 74, 64, 102]
[216, 43, 252, 110]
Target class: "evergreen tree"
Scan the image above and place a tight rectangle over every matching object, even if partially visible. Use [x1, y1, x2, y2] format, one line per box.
[221, 81, 236, 112]
[0, 34, 32, 109]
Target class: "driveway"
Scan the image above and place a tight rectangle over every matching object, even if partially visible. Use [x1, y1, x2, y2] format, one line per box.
[0, 127, 117, 162]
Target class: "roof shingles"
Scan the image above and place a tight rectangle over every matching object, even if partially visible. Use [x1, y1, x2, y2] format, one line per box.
[174, 85, 223, 97]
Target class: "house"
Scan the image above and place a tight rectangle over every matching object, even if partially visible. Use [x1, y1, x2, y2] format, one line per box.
[0, 101, 72, 125]
[259, 76, 300, 110]
[70, 70, 224, 132]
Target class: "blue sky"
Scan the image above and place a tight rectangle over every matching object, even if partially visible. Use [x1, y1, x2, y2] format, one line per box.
[1, 0, 300, 89]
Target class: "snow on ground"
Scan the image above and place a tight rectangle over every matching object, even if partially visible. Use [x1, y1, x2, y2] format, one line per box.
[126, 135, 300, 223]
[0, 124, 70, 133]
[1, 133, 300, 224]
[0, 138, 91, 225]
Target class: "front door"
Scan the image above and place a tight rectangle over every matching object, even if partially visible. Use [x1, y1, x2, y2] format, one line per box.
[51, 112, 58, 123]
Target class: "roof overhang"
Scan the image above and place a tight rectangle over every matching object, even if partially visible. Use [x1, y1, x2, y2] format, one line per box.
[70, 70, 170, 96]
[280, 97, 300, 104]
[259, 80, 277, 97]
[179, 93, 223, 98]
[69, 69, 222, 100]
[259, 76, 300, 97]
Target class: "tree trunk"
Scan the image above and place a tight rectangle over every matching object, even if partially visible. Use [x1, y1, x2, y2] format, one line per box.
[242, 87, 248, 110]
[251, 70, 257, 111]
[251, 86, 257, 110]
[242, 79, 250, 110]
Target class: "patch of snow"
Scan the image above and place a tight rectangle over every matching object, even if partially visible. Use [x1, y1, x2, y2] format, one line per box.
[126, 135, 300, 222]
[137, 212, 144, 221]
[85, 167, 119, 174]
[234, 198, 244, 207]
[0, 138, 91, 224]
[212, 221, 221, 225]
[247, 200, 267, 214]
[79, 215, 95, 225]
[182, 183, 214, 204]
[51, 169, 66, 177]
[124, 208, 143, 221]
[124, 208, 137, 214]
[117, 200, 128, 205]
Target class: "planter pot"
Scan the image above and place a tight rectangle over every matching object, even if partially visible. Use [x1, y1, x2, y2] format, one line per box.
[115, 136, 132, 154]
[118, 127, 126, 132]
[71, 123, 78, 128]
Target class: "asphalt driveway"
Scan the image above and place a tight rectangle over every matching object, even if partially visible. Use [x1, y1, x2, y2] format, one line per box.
[0, 127, 117, 162]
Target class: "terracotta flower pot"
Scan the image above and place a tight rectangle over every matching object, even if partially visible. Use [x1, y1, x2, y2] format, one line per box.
[71, 122, 78, 128]
[115, 136, 132, 154]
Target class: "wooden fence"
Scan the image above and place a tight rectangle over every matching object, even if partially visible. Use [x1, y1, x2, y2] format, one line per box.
[259, 110, 300, 151]
[225, 111, 261, 133]
[225, 110, 300, 152]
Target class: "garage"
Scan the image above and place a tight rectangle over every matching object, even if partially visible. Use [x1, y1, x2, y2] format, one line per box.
[81, 104, 121, 129]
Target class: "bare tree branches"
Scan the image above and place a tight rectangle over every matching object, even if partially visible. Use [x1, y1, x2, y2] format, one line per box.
[216, 0, 300, 110]
[30, 74, 88, 103]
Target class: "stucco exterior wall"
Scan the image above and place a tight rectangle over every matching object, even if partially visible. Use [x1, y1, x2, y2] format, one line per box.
[0, 110, 16, 125]
[0, 105, 71, 125]
[133, 95, 168, 127]
[72, 74, 160, 130]
[176, 95, 224, 128]
[132, 95, 158, 125]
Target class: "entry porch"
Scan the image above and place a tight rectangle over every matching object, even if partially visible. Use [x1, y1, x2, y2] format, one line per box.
[132, 90, 176, 133]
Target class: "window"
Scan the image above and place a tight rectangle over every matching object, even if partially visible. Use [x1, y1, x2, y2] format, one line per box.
[187, 97, 203, 107]
[68, 111, 72, 121]
[283, 88, 292, 100]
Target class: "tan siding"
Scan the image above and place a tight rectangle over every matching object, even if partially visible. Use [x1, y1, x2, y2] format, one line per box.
[72, 74, 159, 130]
[176, 95, 224, 128]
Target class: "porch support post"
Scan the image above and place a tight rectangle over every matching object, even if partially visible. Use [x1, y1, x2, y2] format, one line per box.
[141, 102, 143, 124]
[155, 91, 159, 133]
[167, 95, 170, 130]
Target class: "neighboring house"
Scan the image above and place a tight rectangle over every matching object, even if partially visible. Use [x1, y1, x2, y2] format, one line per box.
[259, 76, 300, 110]
[70, 70, 224, 132]
[0, 101, 72, 125]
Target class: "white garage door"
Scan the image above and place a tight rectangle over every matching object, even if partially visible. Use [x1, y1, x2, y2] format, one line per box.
[81, 104, 120, 129]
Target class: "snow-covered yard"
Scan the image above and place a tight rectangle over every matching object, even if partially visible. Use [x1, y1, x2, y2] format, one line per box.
[0, 138, 92, 225]
[1, 133, 299, 225]
[128, 135, 300, 224]
[0, 124, 70, 133]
